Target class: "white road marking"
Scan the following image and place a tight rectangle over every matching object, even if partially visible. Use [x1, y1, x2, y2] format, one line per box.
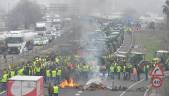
[75, 93, 81, 96]
[75, 90, 83, 96]
[119, 79, 144, 96]
[0, 91, 6, 95]
[78, 91, 83, 93]
[144, 88, 150, 96]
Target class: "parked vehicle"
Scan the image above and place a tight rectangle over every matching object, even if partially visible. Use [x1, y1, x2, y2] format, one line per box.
[6, 30, 37, 54]
[33, 36, 49, 46]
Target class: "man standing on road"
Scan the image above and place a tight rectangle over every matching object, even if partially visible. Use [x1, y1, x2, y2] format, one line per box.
[132, 65, 138, 81]
[143, 64, 150, 80]
[117, 65, 121, 80]
[3, 50, 7, 63]
[110, 64, 115, 79]
[52, 83, 59, 96]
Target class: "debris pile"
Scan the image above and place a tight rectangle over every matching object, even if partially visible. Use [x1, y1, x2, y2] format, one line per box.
[82, 78, 107, 91]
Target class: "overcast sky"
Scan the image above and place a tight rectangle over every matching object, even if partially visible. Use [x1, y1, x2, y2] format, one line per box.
[0, 0, 166, 15]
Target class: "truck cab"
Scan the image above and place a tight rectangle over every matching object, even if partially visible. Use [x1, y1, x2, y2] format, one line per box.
[153, 50, 169, 68]
[6, 31, 26, 54]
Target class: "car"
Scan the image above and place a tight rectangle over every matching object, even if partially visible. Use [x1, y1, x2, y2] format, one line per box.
[33, 36, 49, 46]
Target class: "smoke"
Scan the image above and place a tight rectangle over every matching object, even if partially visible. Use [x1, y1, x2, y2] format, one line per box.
[71, 0, 111, 15]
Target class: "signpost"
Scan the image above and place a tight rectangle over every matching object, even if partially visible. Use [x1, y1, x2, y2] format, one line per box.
[150, 64, 164, 96]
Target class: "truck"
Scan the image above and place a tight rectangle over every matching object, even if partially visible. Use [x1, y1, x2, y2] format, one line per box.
[35, 22, 47, 35]
[5, 30, 37, 54]
[7, 76, 44, 96]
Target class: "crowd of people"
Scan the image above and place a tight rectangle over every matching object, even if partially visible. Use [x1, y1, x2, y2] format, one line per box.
[0, 53, 156, 96]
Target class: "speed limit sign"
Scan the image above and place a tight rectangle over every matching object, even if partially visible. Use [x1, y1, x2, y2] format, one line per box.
[152, 77, 163, 88]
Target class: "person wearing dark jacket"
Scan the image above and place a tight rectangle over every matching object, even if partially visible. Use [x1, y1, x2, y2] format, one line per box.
[48, 83, 53, 96]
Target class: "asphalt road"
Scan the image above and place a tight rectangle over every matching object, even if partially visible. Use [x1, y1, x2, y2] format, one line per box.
[52, 76, 149, 96]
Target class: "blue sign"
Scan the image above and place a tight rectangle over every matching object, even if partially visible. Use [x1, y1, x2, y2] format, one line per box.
[127, 16, 133, 23]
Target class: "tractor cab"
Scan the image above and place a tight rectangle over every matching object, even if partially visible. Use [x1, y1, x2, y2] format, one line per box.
[128, 52, 145, 65]
[114, 52, 127, 64]
[154, 50, 169, 64]
[152, 50, 169, 70]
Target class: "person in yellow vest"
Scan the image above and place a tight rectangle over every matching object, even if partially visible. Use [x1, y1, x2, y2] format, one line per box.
[52, 84, 59, 96]
[52, 68, 57, 83]
[35, 66, 41, 76]
[116, 65, 121, 80]
[17, 67, 24, 76]
[45, 68, 51, 83]
[57, 68, 62, 84]
[0, 71, 8, 89]
[9, 69, 16, 78]
[110, 64, 115, 79]
[0, 72, 8, 83]
[123, 65, 127, 80]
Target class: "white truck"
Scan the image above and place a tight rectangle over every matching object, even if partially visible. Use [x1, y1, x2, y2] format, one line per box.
[35, 22, 47, 36]
[7, 76, 44, 96]
[6, 30, 37, 54]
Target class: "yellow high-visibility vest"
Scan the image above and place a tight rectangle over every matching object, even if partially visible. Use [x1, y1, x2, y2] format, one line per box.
[46, 70, 51, 77]
[53, 85, 59, 93]
[1, 74, 8, 82]
[57, 69, 62, 76]
[52, 70, 57, 77]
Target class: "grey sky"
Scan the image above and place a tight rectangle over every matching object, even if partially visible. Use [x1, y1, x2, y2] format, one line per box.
[0, 0, 166, 15]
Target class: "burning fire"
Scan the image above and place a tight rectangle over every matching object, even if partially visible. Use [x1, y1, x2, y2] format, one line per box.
[59, 78, 79, 88]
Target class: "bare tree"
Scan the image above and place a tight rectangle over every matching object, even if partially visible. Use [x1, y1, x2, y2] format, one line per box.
[7, 0, 43, 30]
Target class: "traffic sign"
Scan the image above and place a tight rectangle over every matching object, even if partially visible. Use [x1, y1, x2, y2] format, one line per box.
[152, 77, 163, 88]
[127, 16, 133, 23]
[150, 64, 164, 76]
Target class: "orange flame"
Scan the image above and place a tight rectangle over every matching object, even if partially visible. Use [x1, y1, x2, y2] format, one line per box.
[59, 78, 79, 88]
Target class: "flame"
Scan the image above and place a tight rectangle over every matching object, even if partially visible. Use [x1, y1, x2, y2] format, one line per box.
[59, 78, 79, 88]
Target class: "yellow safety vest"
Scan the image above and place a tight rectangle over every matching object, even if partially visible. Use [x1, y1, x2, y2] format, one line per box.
[110, 66, 115, 72]
[1, 74, 8, 82]
[117, 66, 121, 73]
[36, 67, 41, 73]
[57, 69, 62, 76]
[123, 66, 126, 72]
[52, 70, 57, 77]
[18, 68, 24, 75]
[10, 71, 15, 77]
[46, 70, 51, 77]
[53, 86, 59, 93]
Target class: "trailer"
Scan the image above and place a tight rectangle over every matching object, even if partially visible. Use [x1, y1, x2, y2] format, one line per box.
[7, 76, 44, 96]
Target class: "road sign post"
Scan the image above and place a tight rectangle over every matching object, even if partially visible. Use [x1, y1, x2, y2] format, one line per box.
[149, 64, 164, 96]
